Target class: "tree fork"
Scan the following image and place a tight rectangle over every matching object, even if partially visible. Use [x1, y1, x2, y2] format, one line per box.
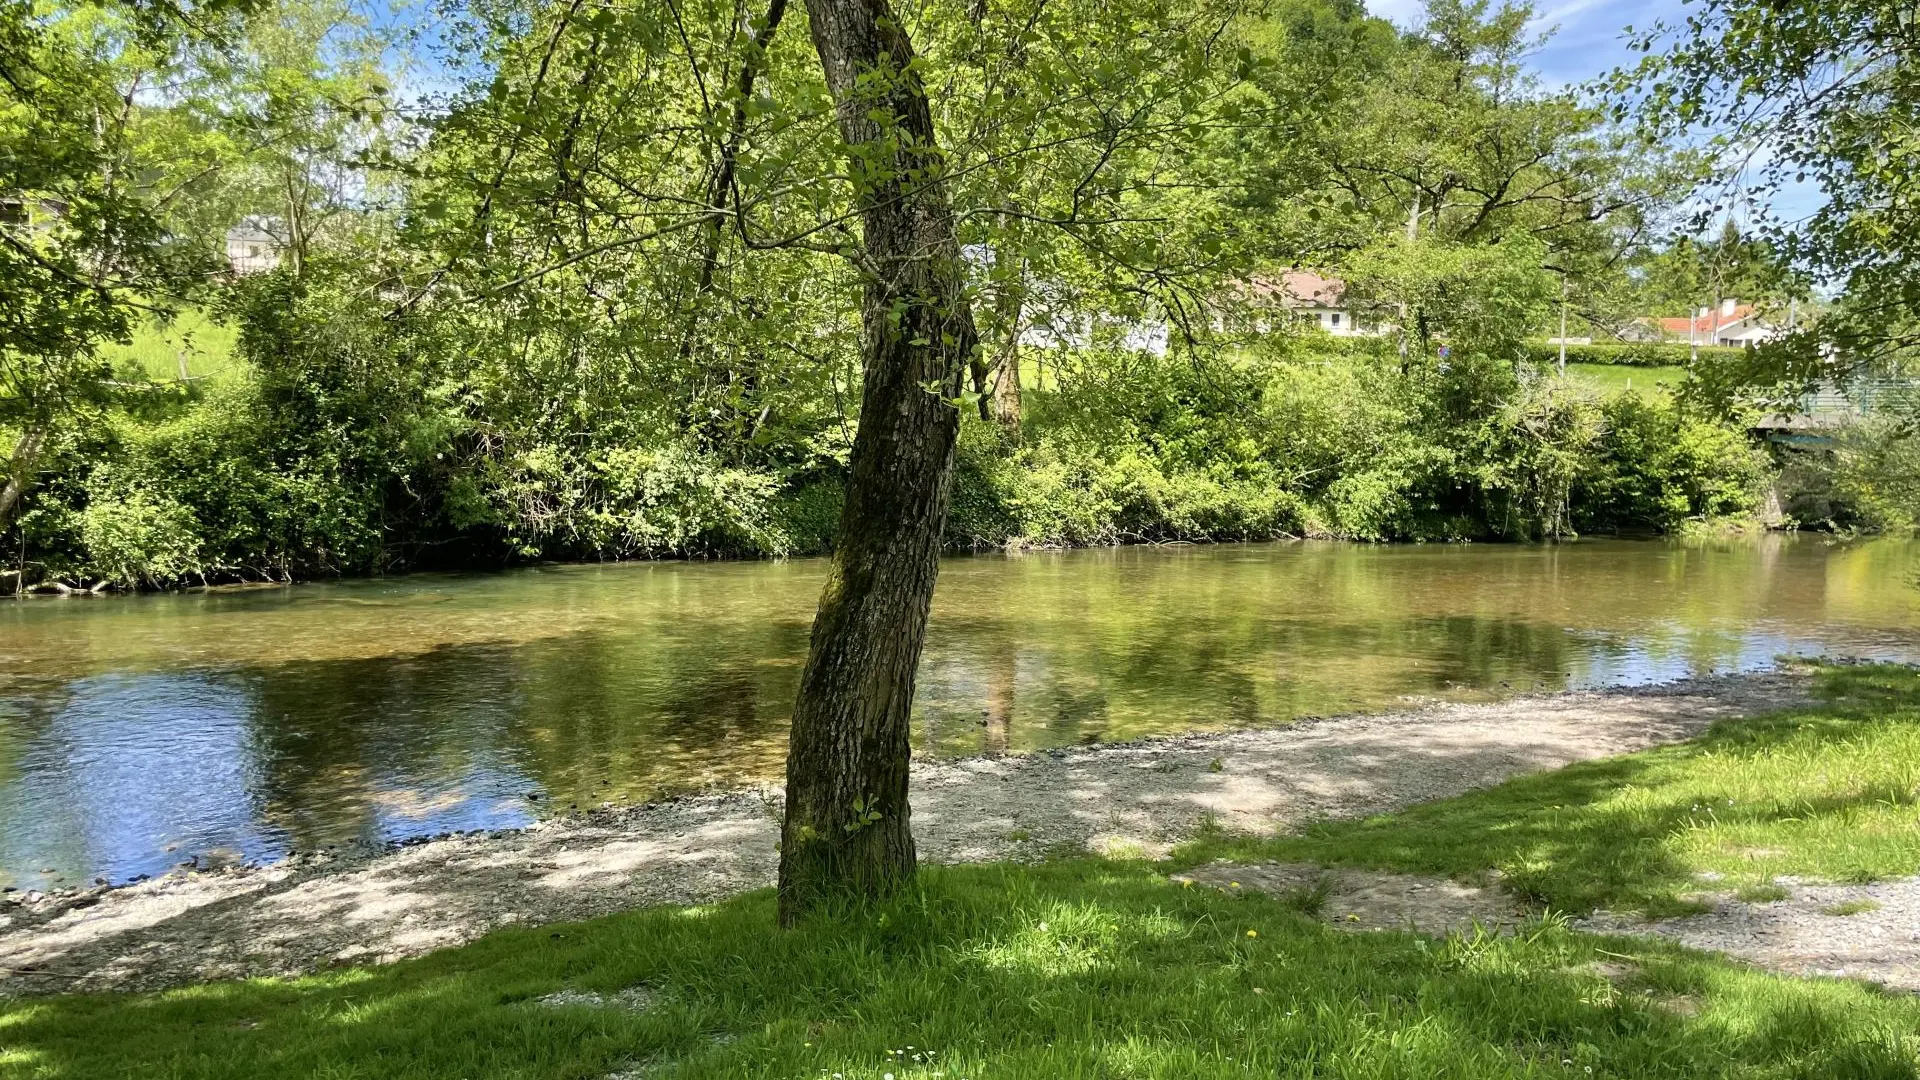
[777, 0, 980, 924]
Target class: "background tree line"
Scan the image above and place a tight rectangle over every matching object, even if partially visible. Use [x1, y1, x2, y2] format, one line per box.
[1, 0, 1911, 595]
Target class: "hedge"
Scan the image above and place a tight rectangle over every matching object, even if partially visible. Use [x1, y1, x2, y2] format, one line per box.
[1524, 341, 1748, 367]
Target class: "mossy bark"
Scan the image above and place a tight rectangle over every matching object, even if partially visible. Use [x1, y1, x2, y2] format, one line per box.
[777, 0, 980, 924]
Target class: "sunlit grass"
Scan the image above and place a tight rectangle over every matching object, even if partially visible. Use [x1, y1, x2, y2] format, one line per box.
[1562, 363, 1689, 397]
[1180, 665, 1920, 917]
[4, 860, 1920, 1079]
[97, 308, 239, 385]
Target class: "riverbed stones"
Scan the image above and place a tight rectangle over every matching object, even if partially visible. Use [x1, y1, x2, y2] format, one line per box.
[0, 672, 1821, 995]
[1579, 876, 1920, 991]
[535, 986, 657, 1012]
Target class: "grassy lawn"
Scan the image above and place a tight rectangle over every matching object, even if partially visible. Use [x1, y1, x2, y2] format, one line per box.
[4, 666, 1919, 1079]
[1178, 665, 1920, 918]
[6, 863, 1920, 1080]
[1561, 363, 1689, 397]
[97, 308, 239, 384]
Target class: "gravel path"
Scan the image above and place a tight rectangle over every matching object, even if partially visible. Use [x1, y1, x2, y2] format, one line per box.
[1581, 878, 1920, 990]
[0, 672, 1812, 996]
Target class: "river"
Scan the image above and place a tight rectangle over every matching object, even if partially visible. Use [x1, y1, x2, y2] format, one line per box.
[1, 536, 1915, 890]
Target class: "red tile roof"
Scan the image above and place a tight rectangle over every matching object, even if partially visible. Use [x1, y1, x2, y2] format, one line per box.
[1659, 305, 1755, 336]
[1244, 271, 1346, 308]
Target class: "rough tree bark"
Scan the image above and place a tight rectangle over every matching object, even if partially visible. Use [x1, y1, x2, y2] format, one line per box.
[777, 0, 981, 923]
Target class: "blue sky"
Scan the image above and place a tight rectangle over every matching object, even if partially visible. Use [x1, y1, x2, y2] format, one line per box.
[1367, 0, 1669, 87]
[1369, 0, 1825, 229]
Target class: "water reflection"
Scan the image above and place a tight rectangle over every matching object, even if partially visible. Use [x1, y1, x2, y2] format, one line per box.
[0, 536, 1915, 887]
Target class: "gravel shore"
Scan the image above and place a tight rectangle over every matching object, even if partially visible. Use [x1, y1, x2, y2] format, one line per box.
[1581, 877, 1920, 990]
[0, 672, 1815, 996]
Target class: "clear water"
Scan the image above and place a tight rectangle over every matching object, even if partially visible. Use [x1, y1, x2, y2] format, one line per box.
[1, 536, 1915, 889]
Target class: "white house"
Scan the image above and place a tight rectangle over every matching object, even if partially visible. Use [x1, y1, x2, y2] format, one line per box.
[225, 216, 282, 275]
[1006, 268, 1376, 359]
[1245, 271, 1371, 336]
[1658, 298, 1780, 347]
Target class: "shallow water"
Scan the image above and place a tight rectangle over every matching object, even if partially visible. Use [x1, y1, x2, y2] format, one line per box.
[1, 536, 1915, 889]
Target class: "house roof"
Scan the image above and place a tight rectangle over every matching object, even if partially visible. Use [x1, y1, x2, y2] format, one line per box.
[1245, 270, 1347, 308]
[1658, 304, 1756, 337]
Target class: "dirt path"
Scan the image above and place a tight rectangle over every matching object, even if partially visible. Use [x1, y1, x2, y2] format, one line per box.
[0, 672, 1811, 996]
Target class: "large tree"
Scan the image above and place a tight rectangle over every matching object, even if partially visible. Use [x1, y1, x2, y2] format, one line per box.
[394, 0, 1260, 911]
[0, 0, 228, 549]
[772, 0, 981, 920]
[1235, 0, 1690, 354]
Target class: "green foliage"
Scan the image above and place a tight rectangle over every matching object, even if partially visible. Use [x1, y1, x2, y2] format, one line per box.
[1345, 235, 1558, 358]
[1178, 663, 1920, 918]
[944, 344, 1770, 550]
[1625, 224, 1811, 322]
[20, 299, 1785, 583]
[1571, 394, 1772, 533]
[0, 0, 227, 538]
[1525, 341, 1748, 367]
[1622, 0, 1919, 372]
[8, 853, 1920, 1078]
[1826, 422, 1920, 533]
[14, 0, 1886, 586]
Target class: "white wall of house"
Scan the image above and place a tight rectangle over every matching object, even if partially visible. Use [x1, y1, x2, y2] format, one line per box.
[225, 216, 282, 274]
[226, 235, 279, 274]
[1295, 305, 1362, 335]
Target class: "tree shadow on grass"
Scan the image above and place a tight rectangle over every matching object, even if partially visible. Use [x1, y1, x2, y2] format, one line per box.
[3, 861, 1917, 1080]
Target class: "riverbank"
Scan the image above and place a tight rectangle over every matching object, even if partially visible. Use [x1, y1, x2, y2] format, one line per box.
[10, 666, 1920, 1080]
[0, 671, 1813, 996]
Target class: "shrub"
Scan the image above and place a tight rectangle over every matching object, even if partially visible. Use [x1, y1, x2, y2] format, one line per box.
[75, 483, 204, 587]
[1570, 392, 1772, 532]
[1827, 421, 1920, 532]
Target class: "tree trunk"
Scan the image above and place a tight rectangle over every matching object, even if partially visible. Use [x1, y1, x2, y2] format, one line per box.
[778, 0, 980, 924]
[988, 257, 1024, 434]
[990, 347, 1021, 432]
[0, 425, 47, 537]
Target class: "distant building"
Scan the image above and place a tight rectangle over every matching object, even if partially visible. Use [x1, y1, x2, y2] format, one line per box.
[1656, 298, 1780, 347]
[1246, 270, 1371, 336]
[0, 196, 70, 232]
[225, 216, 283, 274]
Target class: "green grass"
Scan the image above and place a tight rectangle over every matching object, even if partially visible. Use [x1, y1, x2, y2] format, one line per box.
[5, 665, 1920, 1079]
[97, 308, 238, 384]
[1178, 665, 1920, 918]
[5, 861, 1920, 1080]
[1563, 363, 1689, 396]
